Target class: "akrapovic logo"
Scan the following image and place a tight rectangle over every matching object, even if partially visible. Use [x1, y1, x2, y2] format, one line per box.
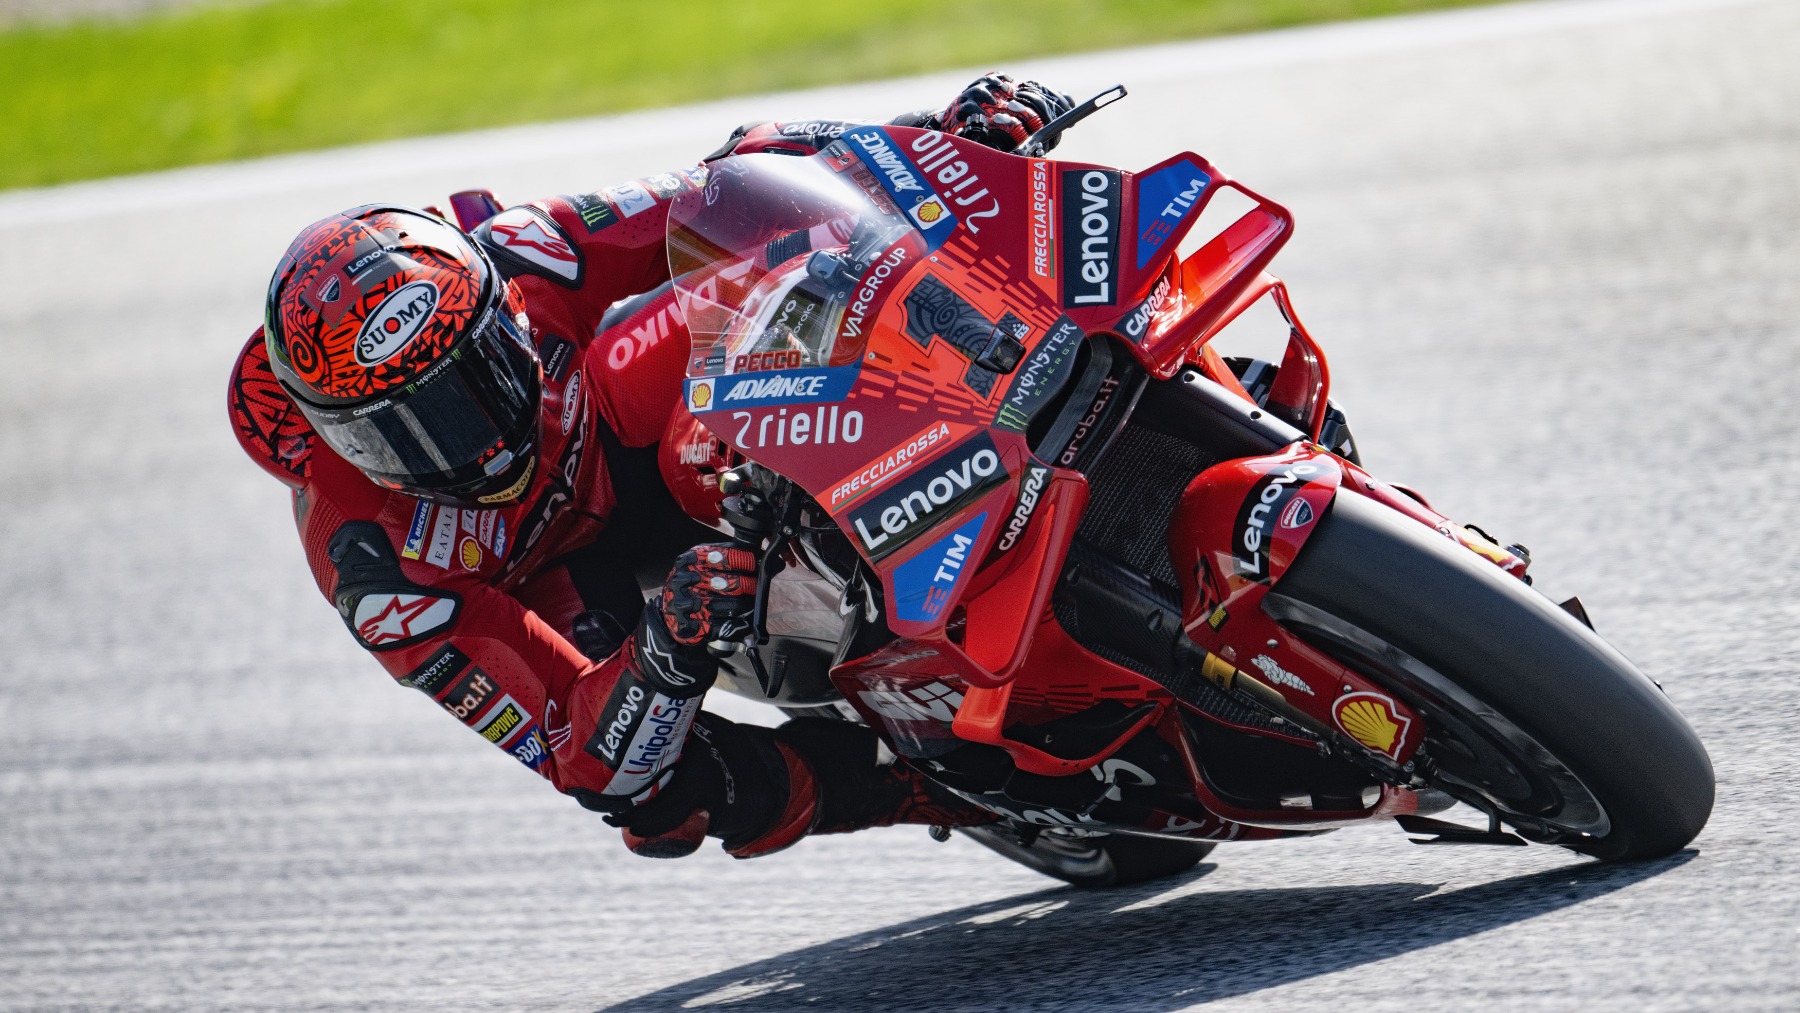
[995, 464, 1050, 554]
[1060, 170, 1120, 307]
[355, 281, 439, 365]
[847, 432, 1006, 559]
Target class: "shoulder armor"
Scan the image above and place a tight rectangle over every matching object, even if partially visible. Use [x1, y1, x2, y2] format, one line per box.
[474, 205, 585, 289]
[228, 329, 314, 488]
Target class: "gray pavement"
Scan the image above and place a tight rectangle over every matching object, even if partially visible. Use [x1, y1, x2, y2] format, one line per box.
[2, 0, 1797, 1008]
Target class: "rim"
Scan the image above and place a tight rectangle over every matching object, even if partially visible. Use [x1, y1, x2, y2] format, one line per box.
[1263, 592, 1611, 841]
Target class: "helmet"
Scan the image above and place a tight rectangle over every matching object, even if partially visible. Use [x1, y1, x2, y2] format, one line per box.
[264, 206, 543, 507]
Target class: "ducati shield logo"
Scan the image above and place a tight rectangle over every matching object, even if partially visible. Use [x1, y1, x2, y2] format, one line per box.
[354, 281, 439, 366]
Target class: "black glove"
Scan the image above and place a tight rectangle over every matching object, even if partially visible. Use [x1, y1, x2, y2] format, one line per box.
[940, 73, 1075, 153]
[604, 712, 790, 852]
[656, 543, 758, 646]
[630, 542, 759, 692]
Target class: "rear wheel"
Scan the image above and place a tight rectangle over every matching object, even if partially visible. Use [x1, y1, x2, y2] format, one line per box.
[958, 825, 1216, 888]
[1275, 493, 1713, 860]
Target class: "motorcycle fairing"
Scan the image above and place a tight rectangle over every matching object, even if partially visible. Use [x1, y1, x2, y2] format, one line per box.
[1169, 444, 1426, 766]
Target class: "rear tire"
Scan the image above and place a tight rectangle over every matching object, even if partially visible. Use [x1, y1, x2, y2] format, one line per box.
[1276, 493, 1713, 861]
[959, 826, 1216, 888]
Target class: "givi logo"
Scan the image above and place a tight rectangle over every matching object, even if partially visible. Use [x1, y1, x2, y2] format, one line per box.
[355, 281, 439, 365]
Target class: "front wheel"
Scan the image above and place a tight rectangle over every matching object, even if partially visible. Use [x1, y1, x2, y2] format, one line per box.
[1274, 493, 1714, 861]
[959, 825, 1217, 888]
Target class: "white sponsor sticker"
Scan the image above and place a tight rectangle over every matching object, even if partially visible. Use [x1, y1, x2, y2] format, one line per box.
[605, 181, 657, 218]
[426, 507, 458, 568]
[351, 593, 457, 648]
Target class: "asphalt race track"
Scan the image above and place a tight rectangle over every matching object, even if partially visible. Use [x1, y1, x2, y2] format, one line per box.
[3, 0, 1796, 1008]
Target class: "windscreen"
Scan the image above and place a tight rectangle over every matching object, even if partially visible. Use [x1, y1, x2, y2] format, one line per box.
[669, 149, 923, 377]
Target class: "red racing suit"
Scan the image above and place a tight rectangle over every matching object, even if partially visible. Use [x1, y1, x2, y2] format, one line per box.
[227, 117, 988, 857]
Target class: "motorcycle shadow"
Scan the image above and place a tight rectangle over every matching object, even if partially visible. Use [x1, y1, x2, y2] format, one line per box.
[601, 850, 1694, 1011]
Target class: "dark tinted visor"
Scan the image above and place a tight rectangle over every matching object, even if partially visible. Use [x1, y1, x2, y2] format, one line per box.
[296, 308, 541, 494]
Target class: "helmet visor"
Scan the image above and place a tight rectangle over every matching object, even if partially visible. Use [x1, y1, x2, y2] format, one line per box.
[296, 308, 542, 499]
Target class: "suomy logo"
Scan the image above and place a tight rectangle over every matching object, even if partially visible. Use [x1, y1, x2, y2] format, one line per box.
[847, 432, 1005, 559]
[355, 281, 439, 365]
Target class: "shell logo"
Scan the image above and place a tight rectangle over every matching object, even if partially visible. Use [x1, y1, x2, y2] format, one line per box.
[689, 379, 713, 411]
[459, 537, 482, 569]
[910, 197, 949, 228]
[1332, 691, 1412, 758]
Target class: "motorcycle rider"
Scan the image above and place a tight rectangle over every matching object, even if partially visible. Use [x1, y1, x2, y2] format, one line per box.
[228, 76, 1072, 858]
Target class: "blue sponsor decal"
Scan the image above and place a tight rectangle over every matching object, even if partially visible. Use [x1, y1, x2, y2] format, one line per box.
[507, 725, 552, 771]
[401, 501, 432, 559]
[1134, 160, 1213, 269]
[892, 512, 987, 624]
[686, 365, 858, 413]
[841, 126, 957, 249]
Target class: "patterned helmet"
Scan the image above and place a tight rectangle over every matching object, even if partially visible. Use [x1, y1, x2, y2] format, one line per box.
[264, 206, 542, 507]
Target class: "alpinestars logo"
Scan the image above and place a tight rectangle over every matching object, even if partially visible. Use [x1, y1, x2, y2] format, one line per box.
[846, 432, 1006, 559]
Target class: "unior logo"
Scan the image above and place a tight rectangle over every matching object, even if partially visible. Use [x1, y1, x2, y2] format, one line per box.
[355, 281, 439, 366]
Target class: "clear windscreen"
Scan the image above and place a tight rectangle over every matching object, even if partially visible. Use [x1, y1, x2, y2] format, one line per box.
[669, 150, 922, 376]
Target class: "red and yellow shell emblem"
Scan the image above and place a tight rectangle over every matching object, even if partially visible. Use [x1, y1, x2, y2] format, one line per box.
[1332, 691, 1412, 759]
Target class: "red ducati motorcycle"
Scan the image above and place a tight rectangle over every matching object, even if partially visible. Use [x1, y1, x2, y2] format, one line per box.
[655, 89, 1713, 886]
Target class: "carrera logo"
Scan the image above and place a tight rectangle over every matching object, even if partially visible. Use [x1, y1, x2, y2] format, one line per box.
[1121, 274, 1172, 343]
[847, 433, 1005, 559]
[994, 463, 1050, 554]
[1060, 169, 1120, 307]
[355, 281, 439, 366]
[1233, 461, 1325, 581]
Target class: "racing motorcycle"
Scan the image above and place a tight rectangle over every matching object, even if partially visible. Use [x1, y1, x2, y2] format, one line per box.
[653, 88, 1714, 886]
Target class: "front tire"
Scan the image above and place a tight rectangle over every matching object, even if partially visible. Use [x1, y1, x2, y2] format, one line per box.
[959, 826, 1216, 888]
[1275, 493, 1713, 861]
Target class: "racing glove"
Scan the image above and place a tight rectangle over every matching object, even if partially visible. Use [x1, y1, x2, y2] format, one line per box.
[939, 73, 1075, 153]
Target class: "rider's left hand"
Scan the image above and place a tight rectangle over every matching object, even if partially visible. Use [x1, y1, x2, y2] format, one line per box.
[940, 73, 1075, 153]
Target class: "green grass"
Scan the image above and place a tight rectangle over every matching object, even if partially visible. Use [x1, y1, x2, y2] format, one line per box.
[0, 0, 1504, 190]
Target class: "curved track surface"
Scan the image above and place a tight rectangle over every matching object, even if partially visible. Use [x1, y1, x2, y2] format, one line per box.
[2, 0, 1796, 1008]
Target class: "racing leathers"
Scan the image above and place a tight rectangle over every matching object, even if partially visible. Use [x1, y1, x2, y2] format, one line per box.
[226, 93, 1070, 858]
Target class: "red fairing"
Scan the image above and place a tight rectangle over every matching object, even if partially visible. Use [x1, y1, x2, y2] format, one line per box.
[1169, 444, 1342, 592]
